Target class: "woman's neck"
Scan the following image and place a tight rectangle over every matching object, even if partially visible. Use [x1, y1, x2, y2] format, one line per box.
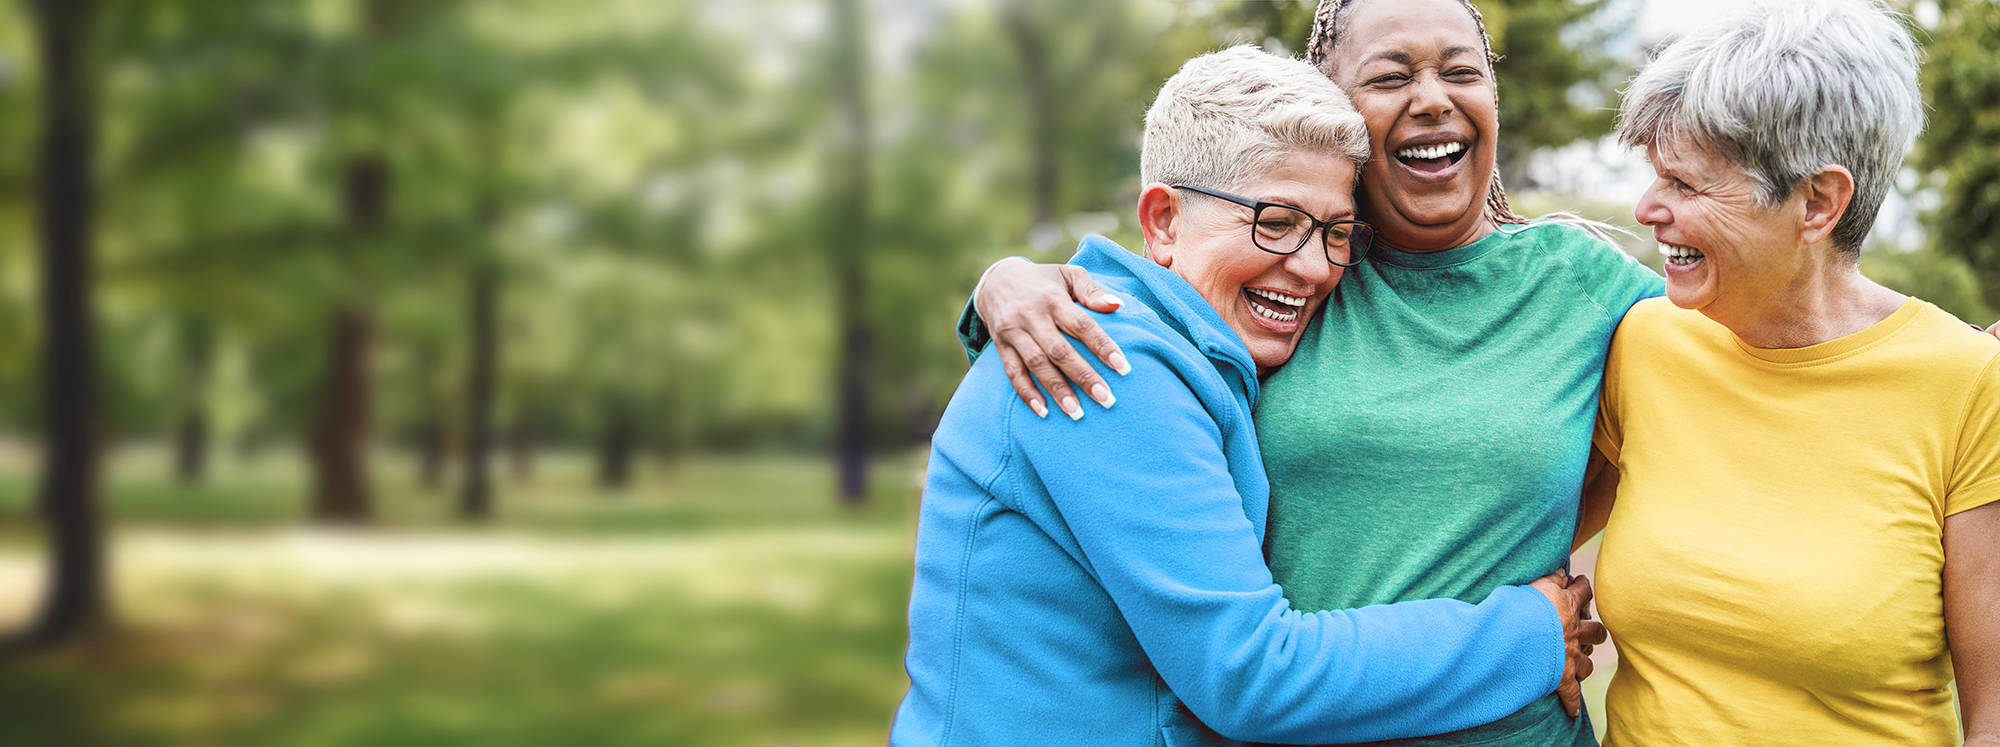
[1720, 265, 1907, 349]
[1376, 214, 1498, 253]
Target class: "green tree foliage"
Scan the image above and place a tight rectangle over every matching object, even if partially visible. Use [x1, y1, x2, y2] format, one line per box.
[1483, 0, 1626, 186]
[1, 0, 1990, 521]
[1914, 0, 2000, 312]
[1865, 246, 1998, 324]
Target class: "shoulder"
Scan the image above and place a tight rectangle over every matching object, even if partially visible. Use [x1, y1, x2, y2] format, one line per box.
[960, 284, 1233, 412]
[1506, 221, 1665, 313]
[990, 317, 1242, 457]
[1607, 298, 1714, 360]
[1495, 220, 1623, 262]
[1619, 296, 1684, 329]
[1089, 286, 1209, 367]
[1901, 301, 2000, 376]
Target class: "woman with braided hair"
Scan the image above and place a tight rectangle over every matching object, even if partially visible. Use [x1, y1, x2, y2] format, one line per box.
[953, 0, 1660, 744]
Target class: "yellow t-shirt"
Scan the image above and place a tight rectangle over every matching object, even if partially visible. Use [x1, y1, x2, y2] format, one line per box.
[1593, 297, 2000, 746]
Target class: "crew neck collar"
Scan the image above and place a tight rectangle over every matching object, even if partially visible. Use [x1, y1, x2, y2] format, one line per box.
[1732, 297, 1924, 365]
[1370, 227, 1508, 270]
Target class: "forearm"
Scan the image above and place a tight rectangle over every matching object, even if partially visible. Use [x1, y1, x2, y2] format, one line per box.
[1160, 586, 1562, 743]
[1574, 449, 1619, 552]
[1023, 351, 1563, 742]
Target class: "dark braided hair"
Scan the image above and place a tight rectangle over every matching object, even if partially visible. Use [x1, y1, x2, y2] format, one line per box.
[1307, 0, 1528, 226]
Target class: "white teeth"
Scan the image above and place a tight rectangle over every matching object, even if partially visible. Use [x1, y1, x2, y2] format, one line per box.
[1658, 242, 1705, 265]
[1246, 288, 1302, 322]
[1252, 304, 1298, 322]
[1248, 288, 1306, 306]
[1395, 141, 1466, 160]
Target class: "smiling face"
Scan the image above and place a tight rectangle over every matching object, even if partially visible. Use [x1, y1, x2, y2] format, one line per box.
[1326, 0, 1499, 251]
[1635, 137, 1812, 326]
[1148, 152, 1357, 373]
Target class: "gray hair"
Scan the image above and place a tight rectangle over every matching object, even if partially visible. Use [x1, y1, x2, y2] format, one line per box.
[1141, 46, 1369, 200]
[1616, 0, 1925, 256]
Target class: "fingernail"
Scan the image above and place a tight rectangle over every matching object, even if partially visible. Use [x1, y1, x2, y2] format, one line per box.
[1109, 352, 1131, 376]
[1090, 384, 1114, 408]
[1061, 397, 1082, 420]
[1095, 293, 1121, 308]
[1029, 398, 1048, 418]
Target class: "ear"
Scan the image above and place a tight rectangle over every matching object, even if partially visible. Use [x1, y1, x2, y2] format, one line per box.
[1798, 164, 1855, 246]
[1137, 183, 1181, 268]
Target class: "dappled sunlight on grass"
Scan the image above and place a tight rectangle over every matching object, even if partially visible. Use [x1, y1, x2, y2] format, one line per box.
[0, 450, 923, 746]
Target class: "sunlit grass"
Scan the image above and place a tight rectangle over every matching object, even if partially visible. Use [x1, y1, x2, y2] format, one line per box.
[0, 447, 923, 747]
[0, 443, 928, 533]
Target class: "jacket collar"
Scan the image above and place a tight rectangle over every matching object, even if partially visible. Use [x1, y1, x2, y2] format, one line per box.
[1070, 236, 1262, 407]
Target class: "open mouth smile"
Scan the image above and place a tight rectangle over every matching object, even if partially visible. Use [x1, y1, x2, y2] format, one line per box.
[1244, 287, 1307, 327]
[1660, 242, 1705, 268]
[1393, 139, 1470, 180]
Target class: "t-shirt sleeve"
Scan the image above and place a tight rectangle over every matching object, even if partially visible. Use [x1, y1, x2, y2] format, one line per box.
[955, 295, 990, 365]
[1593, 396, 1622, 464]
[1948, 354, 2000, 516]
[1593, 336, 1625, 463]
[1010, 331, 1564, 744]
[1590, 280, 1648, 466]
[1571, 230, 1666, 321]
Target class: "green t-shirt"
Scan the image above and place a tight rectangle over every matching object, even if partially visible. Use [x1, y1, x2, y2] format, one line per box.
[1256, 222, 1661, 747]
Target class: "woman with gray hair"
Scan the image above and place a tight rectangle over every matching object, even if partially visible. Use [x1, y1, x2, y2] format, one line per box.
[1587, 0, 2000, 743]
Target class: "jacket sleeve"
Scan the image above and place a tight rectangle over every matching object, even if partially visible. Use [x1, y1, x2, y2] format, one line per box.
[1009, 333, 1564, 744]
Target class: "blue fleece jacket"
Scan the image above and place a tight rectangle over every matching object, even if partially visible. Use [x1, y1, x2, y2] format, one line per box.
[891, 236, 1565, 747]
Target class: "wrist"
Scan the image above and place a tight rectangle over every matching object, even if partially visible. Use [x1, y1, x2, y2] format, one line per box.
[974, 256, 1030, 300]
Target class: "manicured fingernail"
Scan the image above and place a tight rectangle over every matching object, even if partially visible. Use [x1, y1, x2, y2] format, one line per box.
[1060, 397, 1082, 420]
[1109, 352, 1131, 376]
[1096, 293, 1121, 308]
[1029, 398, 1048, 418]
[1090, 384, 1114, 408]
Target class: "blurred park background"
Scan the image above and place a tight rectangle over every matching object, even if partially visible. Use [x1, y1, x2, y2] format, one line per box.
[0, 0, 1995, 745]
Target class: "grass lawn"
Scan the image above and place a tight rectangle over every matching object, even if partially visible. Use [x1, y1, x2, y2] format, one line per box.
[0, 447, 925, 747]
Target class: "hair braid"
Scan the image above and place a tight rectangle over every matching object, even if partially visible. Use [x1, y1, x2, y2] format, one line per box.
[1306, 0, 1346, 71]
[1306, 0, 1528, 226]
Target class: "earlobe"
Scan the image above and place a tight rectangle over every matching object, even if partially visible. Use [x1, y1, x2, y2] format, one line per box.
[1800, 165, 1855, 245]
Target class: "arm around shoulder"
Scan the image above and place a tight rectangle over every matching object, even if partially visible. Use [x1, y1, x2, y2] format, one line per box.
[1012, 332, 1565, 743]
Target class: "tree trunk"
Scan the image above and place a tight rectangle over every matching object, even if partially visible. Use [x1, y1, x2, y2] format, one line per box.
[830, 0, 871, 506]
[508, 421, 534, 483]
[598, 407, 635, 491]
[24, 0, 107, 646]
[411, 343, 447, 489]
[174, 318, 215, 484]
[311, 307, 374, 523]
[308, 156, 386, 525]
[417, 419, 447, 489]
[174, 408, 207, 484]
[458, 263, 498, 520]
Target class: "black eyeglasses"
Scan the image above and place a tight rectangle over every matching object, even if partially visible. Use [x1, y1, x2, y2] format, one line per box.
[1172, 184, 1376, 268]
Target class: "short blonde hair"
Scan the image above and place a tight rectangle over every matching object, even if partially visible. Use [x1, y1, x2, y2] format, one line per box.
[1140, 46, 1369, 196]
